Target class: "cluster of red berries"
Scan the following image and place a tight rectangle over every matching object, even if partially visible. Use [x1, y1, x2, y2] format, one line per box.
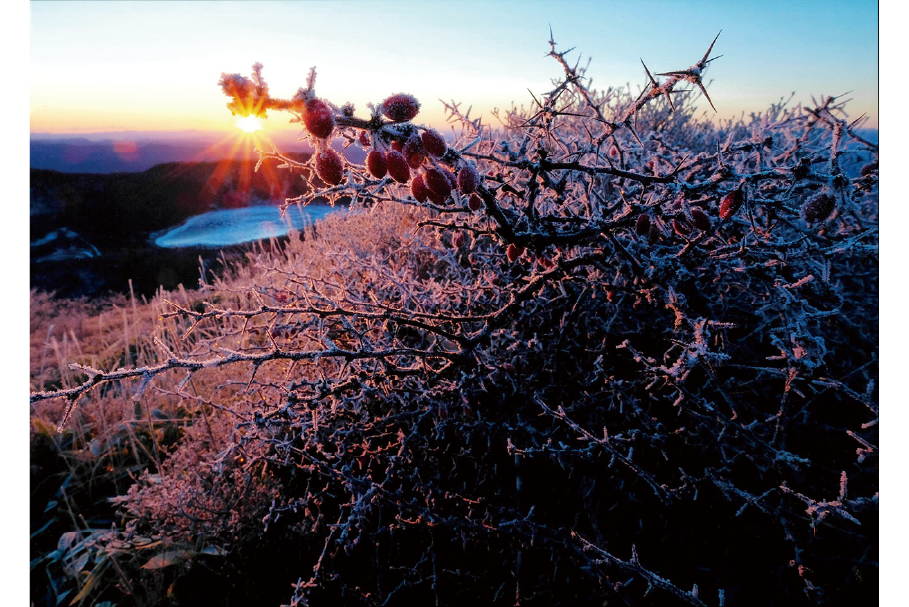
[299, 97, 347, 186]
[672, 207, 713, 237]
[635, 205, 714, 241]
[302, 91, 504, 256]
[503, 243, 557, 269]
[363, 127, 481, 207]
[303, 92, 483, 202]
[637, 187, 743, 240]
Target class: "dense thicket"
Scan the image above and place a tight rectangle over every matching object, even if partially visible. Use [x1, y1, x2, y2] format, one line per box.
[31, 35, 878, 606]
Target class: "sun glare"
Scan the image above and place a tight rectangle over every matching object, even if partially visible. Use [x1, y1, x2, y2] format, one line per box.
[236, 115, 264, 133]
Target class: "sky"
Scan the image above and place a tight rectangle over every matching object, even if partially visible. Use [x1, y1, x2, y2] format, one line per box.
[29, 0, 880, 140]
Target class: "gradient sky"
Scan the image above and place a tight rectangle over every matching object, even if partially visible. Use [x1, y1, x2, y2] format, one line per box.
[30, 0, 879, 140]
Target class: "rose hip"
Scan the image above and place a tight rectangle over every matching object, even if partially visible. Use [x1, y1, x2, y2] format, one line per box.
[366, 150, 387, 179]
[315, 149, 344, 185]
[381, 93, 420, 122]
[386, 150, 410, 183]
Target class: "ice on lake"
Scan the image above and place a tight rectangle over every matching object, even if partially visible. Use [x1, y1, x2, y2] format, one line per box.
[155, 204, 342, 248]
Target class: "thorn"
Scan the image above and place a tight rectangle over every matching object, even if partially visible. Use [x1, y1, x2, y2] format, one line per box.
[528, 88, 542, 109]
[641, 59, 658, 86]
[700, 30, 722, 66]
[671, 154, 691, 176]
[698, 82, 718, 112]
[849, 113, 867, 129]
[626, 121, 644, 147]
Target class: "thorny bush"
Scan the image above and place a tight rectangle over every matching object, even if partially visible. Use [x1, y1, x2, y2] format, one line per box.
[31, 33, 878, 606]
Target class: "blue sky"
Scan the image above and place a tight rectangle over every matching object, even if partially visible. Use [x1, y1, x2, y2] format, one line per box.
[29, 0, 879, 136]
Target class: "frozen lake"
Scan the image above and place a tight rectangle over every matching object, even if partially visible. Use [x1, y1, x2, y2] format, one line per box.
[155, 204, 342, 248]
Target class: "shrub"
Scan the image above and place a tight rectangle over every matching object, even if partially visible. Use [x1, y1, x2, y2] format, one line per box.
[31, 33, 878, 606]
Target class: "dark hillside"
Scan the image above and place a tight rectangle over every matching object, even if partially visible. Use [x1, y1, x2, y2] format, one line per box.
[30, 153, 316, 298]
[31, 153, 312, 239]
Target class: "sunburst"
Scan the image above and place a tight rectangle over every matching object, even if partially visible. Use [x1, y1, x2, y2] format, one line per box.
[235, 115, 265, 133]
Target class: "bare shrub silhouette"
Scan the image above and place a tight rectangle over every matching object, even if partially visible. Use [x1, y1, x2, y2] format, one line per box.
[31, 33, 877, 606]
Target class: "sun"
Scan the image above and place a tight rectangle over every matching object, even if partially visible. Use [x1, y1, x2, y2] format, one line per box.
[235, 115, 265, 133]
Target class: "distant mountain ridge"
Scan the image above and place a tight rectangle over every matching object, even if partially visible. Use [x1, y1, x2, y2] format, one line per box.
[31, 138, 241, 174]
[30, 130, 336, 174]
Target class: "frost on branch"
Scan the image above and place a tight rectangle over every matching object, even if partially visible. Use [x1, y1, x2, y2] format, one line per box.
[32, 33, 877, 607]
[218, 62, 272, 117]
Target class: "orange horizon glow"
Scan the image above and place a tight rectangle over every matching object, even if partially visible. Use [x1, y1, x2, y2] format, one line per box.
[30, 98, 878, 136]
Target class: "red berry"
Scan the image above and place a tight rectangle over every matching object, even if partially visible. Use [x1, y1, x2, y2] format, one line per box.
[421, 129, 447, 157]
[468, 193, 483, 211]
[860, 162, 878, 176]
[366, 150, 387, 179]
[358, 131, 371, 148]
[386, 150, 410, 183]
[402, 134, 425, 169]
[303, 99, 334, 139]
[506, 243, 524, 263]
[457, 164, 479, 194]
[411, 174, 429, 202]
[424, 168, 453, 198]
[451, 232, 465, 248]
[635, 214, 651, 237]
[800, 192, 836, 223]
[539, 255, 555, 269]
[315, 149, 344, 186]
[719, 187, 744, 221]
[426, 188, 446, 205]
[380, 93, 420, 122]
[690, 208, 712, 232]
[390, 139, 404, 153]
